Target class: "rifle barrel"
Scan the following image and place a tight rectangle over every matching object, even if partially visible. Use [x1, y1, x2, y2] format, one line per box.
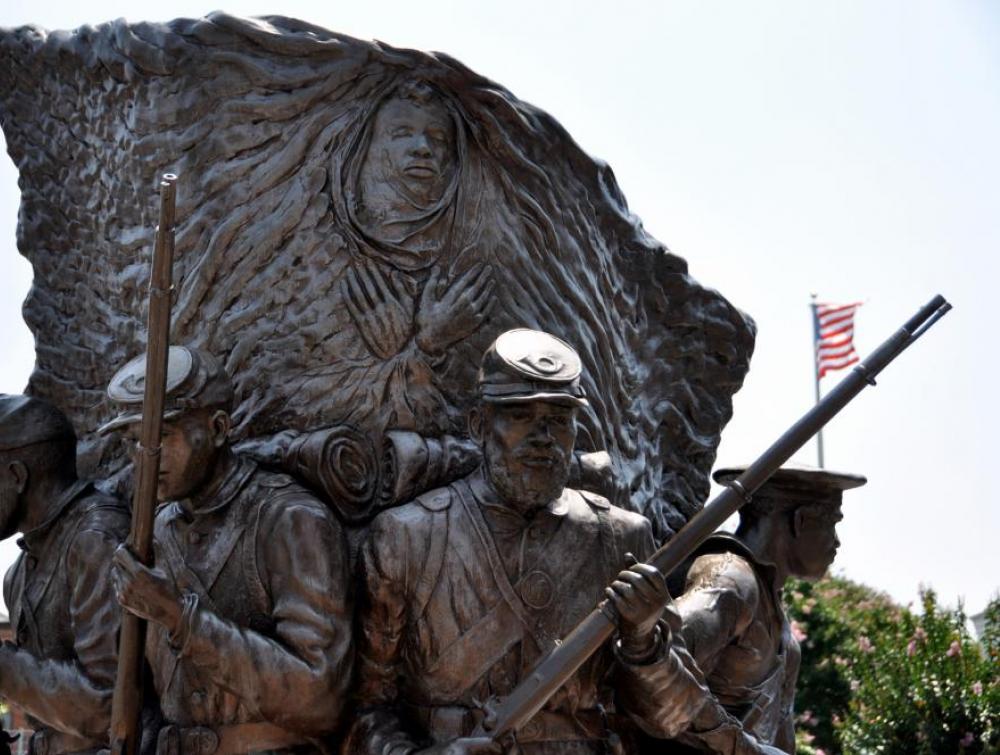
[480, 294, 951, 740]
[109, 174, 177, 755]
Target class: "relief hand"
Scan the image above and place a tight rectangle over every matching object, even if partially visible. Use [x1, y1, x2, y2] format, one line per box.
[416, 264, 495, 356]
[112, 545, 183, 634]
[342, 261, 414, 360]
[605, 553, 670, 657]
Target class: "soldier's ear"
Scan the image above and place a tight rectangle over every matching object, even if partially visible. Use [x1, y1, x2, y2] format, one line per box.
[468, 404, 486, 445]
[7, 460, 29, 495]
[209, 410, 231, 448]
[791, 507, 806, 538]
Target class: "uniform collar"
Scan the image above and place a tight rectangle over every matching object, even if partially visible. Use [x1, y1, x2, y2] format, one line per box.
[176, 455, 256, 521]
[18, 479, 92, 555]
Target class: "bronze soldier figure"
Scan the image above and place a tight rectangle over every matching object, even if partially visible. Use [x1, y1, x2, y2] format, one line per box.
[0, 394, 129, 754]
[667, 465, 865, 753]
[102, 346, 353, 754]
[345, 329, 710, 755]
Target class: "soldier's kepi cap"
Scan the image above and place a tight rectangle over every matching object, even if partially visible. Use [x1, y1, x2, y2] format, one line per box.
[478, 329, 588, 407]
[713, 462, 866, 516]
[0, 394, 76, 452]
[98, 345, 234, 435]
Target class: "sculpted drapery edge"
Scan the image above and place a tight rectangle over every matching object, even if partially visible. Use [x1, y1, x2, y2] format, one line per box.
[0, 12, 755, 536]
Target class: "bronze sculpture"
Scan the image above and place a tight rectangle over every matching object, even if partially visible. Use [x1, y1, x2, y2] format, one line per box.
[666, 465, 866, 753]
[0, 11, 956, 752]
[103, 346, 354, 754]
[0, 394, 129, 755]
[345, 329, 710, 755]
[0, 14, 757, 538]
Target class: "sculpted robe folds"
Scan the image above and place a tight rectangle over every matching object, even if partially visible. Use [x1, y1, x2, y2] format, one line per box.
[348, 470, 709, 755]
[147, 456, 353, 752]
[0, 14, 756, 536]
[1, 481, 129, 755]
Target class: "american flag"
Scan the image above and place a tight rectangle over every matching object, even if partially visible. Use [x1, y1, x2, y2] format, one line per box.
[814, 301, 862, 378]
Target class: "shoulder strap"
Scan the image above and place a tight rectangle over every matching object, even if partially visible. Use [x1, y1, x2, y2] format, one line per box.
[451, 480, 543, 644]
[578, 489, 622, 579]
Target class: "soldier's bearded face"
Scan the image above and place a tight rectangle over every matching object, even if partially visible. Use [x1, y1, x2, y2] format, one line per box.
[481, 401, 577, 512]
[127, 411, 223, 502]
[790, 504, 842, 580]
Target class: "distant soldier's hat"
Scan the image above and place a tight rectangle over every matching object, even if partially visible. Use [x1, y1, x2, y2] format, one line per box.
[98, 345, 234, 435]
[714, 463, 866, 516]
[478, 329, 588, 407]
[0, 394, 76, 452]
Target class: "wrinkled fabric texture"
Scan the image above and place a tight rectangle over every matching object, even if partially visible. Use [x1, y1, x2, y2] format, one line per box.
[668, 535, 800, 753]
[345, 470, 709, 755]
[146, 456, 353, 751]
[0, 13, 755, 537]
[0, 481, 128, 754]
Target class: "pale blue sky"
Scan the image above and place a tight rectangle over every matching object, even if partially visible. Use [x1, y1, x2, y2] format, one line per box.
[1, 0, 997, 614]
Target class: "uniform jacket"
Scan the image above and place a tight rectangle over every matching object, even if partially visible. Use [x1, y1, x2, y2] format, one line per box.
[147, 456, 353, 752]
[1, 480, 129, 755]
[346, 469, 709, 755]
[669, 535, 800, 753]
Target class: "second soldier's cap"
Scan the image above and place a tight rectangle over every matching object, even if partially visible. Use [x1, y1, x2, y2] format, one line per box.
[0, 394, 76, 452]
[477, 329, 588, 407]
[713, 462, 866, 515]
[98, 346, 234, 435]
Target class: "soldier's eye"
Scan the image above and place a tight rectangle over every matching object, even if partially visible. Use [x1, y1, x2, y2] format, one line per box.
[392, 127, 413, 138]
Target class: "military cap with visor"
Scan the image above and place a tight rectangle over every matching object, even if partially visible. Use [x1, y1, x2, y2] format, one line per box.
[98, 345, 234, 435]
[478, 329, 588, 407]
[713, 462, 866, 518]
[0, 394, 76, 451]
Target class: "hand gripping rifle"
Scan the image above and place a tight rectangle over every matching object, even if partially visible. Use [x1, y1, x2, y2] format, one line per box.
[109, 174, 178, 755]
[473, 294, 952, 742]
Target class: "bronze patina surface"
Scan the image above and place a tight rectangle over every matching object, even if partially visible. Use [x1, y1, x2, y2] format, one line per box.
[104, 347, 353, 754]
[0, 14, 755, 537]
[0, 395, 129, 755]
[346, 330, 709, 755]
[666, 466, 865, 754]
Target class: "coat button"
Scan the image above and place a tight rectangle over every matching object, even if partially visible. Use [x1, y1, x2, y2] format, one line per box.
[191, 690, 206, 705]
[188, 531, 202, 545]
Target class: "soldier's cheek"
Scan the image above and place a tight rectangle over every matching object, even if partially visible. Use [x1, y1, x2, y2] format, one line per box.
[0, 488, 16, 534]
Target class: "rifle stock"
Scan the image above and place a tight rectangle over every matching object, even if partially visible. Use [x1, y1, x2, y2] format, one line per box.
[109, 174, 177, 755]
[476, 294, 952, 741]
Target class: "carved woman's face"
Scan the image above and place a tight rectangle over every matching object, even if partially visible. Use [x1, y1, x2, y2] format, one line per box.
[367, 95, 456, 203]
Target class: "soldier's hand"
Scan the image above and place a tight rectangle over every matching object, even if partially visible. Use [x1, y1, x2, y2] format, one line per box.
[112, 545, 183, 634]
[605, 552, 670, 657]
[416, 737, 503, 755]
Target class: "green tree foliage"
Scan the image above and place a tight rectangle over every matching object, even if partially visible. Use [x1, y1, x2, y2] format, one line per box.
[785, 576, 999, 754]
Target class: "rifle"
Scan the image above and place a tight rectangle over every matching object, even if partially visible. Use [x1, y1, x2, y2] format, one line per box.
[109, 173, 178, 755]
[474, 293, 952, 742]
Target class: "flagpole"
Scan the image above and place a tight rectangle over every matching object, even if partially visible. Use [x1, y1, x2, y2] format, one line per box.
[810, 293, 825, 468]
